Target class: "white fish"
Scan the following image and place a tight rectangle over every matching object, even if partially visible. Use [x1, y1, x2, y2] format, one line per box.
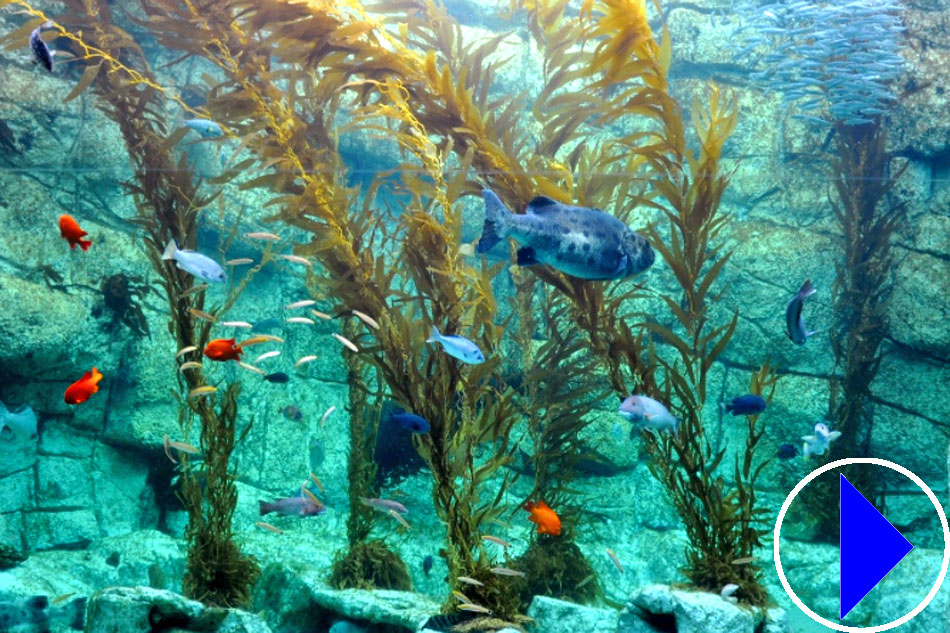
[802, 422, 841, 459]
[294, 355, 318, 368]
[245, 232, 281, 242]
[426, 325, 484, 364]
[286, 317, 315, 325]
[219, 321, 252, 329]
[332, 333, 359, 352]
[310, 309, 332, 320]
[278, 254, 312, 268]
[351, 309, 379, 330]
[226, 258, 254, 266]
[320, 406, 336, 427]
[254, 351, 281, 363]
[618, 394, 679, 434]
[162, 240, 226, 283]
[721, 583, 739, 604]
[238, 362, 265, 376]
[176, 345, 198, 358]
[285, 300, 316, 310]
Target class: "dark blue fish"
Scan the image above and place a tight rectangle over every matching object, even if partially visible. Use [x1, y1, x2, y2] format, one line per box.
[777, 443, 799, 460]
[263, 372, 289, 384]
[723, 395, 767, 416]
[422, 555, 433, 576]
[29, 22, 54, 72]
[388, 410, 430, 434]
[785, 279, 816, 345]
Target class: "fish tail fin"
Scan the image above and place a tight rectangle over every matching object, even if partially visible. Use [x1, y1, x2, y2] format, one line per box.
[426, 325, 441, 343]
[79, 238, 92, 252]
[476, 189, 511, 253]
[719, 402, 728, 415]
[258, 500, 271, 516]
[69, 597, 87, 630]
[162, 239, 178, 261]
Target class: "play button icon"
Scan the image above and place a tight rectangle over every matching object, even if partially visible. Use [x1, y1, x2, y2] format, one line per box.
[839, 474, 914, 619]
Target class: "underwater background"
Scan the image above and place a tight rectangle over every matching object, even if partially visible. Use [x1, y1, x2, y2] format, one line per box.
[0, 0, 948, 632]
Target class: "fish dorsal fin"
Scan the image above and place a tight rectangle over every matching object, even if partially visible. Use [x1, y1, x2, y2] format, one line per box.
[526, 196, 559, 213]
[536, 501, 551, 511]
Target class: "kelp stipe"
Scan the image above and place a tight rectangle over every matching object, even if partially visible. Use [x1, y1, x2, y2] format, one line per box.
[807, 120, 907, 538]
[35, 0, 264, 606]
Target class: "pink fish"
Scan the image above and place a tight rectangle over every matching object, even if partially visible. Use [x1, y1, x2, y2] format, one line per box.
[259, 494, 325, 517]
[360, 497, 408, 515]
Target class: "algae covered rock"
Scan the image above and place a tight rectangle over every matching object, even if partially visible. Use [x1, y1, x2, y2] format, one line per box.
[0, 543, 26, 570]
[526, 595, 619, 633]
[85, 586, 272, 633]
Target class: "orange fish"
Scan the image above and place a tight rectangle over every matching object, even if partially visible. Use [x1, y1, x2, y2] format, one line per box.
[64, 367, 103, 405]
[204, 338, 243, 362]
[58, 214, 91, 251]
[523, 500, 561, 536]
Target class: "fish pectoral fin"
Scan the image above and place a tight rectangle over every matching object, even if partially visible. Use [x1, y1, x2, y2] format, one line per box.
[516, 247, 540, 266]
[828, 431, 842, 440]
[613, 254, 628, 276]
[802, 435, 816, 441]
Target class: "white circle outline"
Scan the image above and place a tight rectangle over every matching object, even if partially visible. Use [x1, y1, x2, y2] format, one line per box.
[773, 457, 950, 632]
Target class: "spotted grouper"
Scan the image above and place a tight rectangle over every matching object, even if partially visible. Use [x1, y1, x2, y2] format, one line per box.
[476, 189, 655, 281]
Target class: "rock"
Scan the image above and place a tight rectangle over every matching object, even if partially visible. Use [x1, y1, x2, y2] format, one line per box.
[253, 563, 437, 633]
[619, 584, 784, 633]
[84, 586, 272, 633]
[23, 508, 99, 551]
[527, 595, 619, 633]
[0, 543, 26, 570]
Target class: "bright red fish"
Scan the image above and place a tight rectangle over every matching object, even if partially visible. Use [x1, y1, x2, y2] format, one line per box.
[523, 500, 562, 536]
[204, 338, 243, 362]
[59, 214, 91, 251]
[64, 367, 103, 405]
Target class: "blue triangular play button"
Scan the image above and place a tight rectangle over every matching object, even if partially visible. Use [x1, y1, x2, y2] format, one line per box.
[840, 474, 914, 619]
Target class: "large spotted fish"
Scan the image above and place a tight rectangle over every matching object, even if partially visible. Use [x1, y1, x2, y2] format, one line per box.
[29, 22, 55, 72]
[476, 189, 655, 281]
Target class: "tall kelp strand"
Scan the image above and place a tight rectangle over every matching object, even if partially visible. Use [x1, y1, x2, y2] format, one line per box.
[18, 0, 271, 607]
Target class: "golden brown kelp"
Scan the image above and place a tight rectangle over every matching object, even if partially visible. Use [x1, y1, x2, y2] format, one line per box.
[129, 0, 526, 614]
[12, 0, 263, 606]
[506, 0, 774, 604]
[806, 120, 907, 537]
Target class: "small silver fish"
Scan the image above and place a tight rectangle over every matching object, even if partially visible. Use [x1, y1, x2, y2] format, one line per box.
[162, 240, 226, 283]
[426, 325, 484, 364]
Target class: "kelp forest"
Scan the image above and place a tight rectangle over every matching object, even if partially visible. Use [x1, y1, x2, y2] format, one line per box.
[1, 0, 792, 621]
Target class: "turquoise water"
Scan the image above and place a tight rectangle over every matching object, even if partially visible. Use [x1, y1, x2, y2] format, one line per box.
[0, 1, 948, 632]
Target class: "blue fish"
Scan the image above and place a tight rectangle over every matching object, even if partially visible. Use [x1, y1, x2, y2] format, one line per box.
[776, 443, 799, 460]
[387, 410, 430, 434]
[182, 118, 224, 138]
[723, 394, 767, 416]
[785, 279, 816, 345]
[426, 325, 485, 364]
[162, 240, 227, 283]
